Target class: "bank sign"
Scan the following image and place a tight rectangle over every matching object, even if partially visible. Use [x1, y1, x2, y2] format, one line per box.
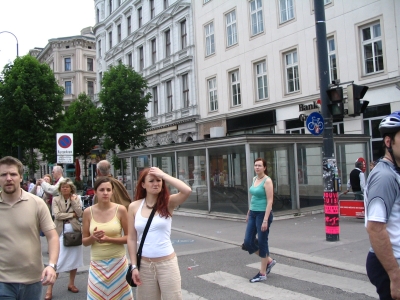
[299, 101, 319, 112]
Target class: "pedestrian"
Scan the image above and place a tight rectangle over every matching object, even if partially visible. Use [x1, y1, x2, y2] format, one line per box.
[39, 165, 65, 196]
[365, 111, 400, 300]
[44, 178, 83, 300]
[243, 158, 276, 283]
[93, 160, 132, 210]
[28, 178, 36, 192]
[82, 176, 132, 300]
[370, 160, 378, 171]
[127, 167, 192, 299]
[343, 160, 365, 200]
[0, 156, 59, 300]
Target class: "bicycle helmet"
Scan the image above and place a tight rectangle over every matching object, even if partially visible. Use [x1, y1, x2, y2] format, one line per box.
[379, 111, 400, 137]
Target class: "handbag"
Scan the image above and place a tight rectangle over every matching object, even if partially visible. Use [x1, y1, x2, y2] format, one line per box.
[62, 202, 82, 247]
[126, 207, 156, 287]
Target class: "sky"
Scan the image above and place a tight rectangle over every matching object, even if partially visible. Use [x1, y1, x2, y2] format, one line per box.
[0, 0, 96, 71]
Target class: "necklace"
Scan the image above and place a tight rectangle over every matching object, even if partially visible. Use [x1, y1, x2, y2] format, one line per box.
[145, 199, 155, 209]
[257, 175, 265, 180]
[384, 156, 394, 163]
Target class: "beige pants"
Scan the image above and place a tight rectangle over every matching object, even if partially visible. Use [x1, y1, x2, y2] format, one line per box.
[136, 255, 182, 300]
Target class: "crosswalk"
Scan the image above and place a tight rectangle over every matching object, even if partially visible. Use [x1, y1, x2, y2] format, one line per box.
[181, 262, 376, 300]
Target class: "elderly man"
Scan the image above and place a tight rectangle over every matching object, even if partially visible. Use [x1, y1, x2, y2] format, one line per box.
[93, 160, 131, 209]
[0, 156, 59, 300]
[40, 165, 65, 196]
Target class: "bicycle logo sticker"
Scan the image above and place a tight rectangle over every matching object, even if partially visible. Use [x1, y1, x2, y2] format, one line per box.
[306, 112, 324, 136]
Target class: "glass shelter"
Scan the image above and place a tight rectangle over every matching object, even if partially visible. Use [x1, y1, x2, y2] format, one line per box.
[118, 134, 370, 216]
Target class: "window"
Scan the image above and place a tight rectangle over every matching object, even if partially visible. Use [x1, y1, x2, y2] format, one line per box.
[128, 53, 132, 67]
[166, 81, 173, 112]
[139, 46, 144, 71]
[87, 58, 94, 71]
[109, 0, 112, 15]
[97, 8, 100, 23]
[88, 81, 94, 96]
[127, 16, 131, 35]
[150, 0, 155, 19]
[327, 38, 337, 82]
[151, 39, 157, 64]
[285, 50, 300, 93]
[255, 61, 268, 100]
[109, 31, 113, 49]
[208, 78, 218, 111]
[98, 40, 102, 56]
[138, 7, 143, 28]
[324, 0, 332, 4]
[362, 22, 384, 74]
[205, 22, 215, 56]
[181, 20, 187, 49]
[65, 57, 71, 71]
[117, 24, 121, 43]
[226, 10, 237, 47]
[250, 0, 263, 36]
[153, 87, 158, 116]
[182, 74, 189, 108]
[230, 70, 241, 106]
[165, 30, 171, 57]
[99, 72, 102, 88]
[204, 0, 211, 3]
[279, 0, 294, 23]
[65, 81, 72, 95]
[164, 0, 168, 9]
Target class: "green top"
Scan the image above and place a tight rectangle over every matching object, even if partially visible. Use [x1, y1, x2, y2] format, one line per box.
[249, 176, 268, 211]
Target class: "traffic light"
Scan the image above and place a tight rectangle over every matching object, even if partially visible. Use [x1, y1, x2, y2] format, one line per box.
[326, 87, 344, 118]
[347, 84, 369, 116]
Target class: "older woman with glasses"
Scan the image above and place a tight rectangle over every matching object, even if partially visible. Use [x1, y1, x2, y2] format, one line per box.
[44, 178, 83, 300]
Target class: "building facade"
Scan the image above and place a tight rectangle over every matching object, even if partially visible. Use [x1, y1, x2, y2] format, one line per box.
[33, 27, 97, 109]
[193, 0, 400, 161]
[93, 0, 198, 146]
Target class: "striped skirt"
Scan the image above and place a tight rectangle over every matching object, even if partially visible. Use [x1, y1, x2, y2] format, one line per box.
[87, 255, 133, 300]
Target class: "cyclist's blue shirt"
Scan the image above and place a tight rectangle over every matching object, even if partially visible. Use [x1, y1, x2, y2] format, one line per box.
[249, 176, 268, 212]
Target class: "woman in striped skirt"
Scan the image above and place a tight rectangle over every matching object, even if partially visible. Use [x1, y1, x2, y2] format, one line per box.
[82, 177, 133, 300]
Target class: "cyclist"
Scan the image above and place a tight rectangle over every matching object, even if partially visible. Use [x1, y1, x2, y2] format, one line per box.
[365, 111, 400, 300]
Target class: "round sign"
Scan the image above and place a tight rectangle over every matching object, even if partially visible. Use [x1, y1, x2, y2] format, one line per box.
[306, 112, 324, 136]
[58, 135, 72, 148]
[357, 157, 366, 173]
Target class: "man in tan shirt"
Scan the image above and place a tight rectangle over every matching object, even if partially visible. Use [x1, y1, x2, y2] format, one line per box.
[0, 156, 59, 300]
[93, 160, 132, 210]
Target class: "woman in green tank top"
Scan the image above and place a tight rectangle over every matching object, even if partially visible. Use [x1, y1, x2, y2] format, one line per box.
[243, 158, 277, 283]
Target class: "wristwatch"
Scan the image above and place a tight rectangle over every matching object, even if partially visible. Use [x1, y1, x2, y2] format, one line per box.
[131, 264, 137, 270]
[48, 263, 57, 271]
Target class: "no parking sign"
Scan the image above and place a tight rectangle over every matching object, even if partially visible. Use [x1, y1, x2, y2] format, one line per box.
[57, 133, 73, 156]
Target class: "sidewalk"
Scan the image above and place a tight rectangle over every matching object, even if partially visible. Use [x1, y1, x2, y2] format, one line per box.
[172, 210, 369, 275]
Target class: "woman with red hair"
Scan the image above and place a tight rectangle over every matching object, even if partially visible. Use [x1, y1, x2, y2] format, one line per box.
[127, 167, 191, 300]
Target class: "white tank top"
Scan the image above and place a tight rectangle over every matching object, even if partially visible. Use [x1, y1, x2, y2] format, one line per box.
[134, 199, 174, 258]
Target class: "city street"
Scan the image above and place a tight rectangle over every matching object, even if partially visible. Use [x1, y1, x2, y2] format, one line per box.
[41, 212, 377, 299]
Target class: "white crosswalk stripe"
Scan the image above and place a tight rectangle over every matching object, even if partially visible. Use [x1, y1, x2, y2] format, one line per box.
[198, 271, 322, 300]
[182, 289, 208, 300]
[248, 262, 376, 298]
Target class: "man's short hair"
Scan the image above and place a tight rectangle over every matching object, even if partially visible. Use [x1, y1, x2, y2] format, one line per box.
[53, 165, 63, 175]
[0, 156, 24, 175]
[355, 161, 363, 169]
[97, 160, 111, 175]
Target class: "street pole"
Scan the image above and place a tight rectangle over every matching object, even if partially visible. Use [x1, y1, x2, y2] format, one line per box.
[314, 0, 339, 241]
[0, 31, 21, 161]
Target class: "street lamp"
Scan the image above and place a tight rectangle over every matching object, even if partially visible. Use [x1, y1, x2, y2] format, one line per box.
[0, 31, 20, 161]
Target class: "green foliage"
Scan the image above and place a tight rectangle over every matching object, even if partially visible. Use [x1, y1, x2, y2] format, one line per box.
[99, 64, 151, 151]
[0, 55, 64, 175]
[111, 154, 127, 172]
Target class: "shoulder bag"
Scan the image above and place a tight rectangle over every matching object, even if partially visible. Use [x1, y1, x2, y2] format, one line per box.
[126, 207, 156, 287]
[63, 201, 82, 247]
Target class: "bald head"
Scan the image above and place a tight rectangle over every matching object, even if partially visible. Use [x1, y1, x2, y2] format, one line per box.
[97, 160, 111, 176]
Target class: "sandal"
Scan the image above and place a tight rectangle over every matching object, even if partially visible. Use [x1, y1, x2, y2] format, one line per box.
[67, 285, 79, 293]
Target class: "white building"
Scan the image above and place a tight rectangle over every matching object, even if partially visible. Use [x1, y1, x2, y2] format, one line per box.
[93, 0, 198, 146]
[193, 0, 400, 161]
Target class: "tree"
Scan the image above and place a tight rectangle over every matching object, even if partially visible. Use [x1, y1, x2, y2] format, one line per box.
[60, 93, 102, 177]
[99, 64, 151, 151]
[0, 55, 64, 176]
